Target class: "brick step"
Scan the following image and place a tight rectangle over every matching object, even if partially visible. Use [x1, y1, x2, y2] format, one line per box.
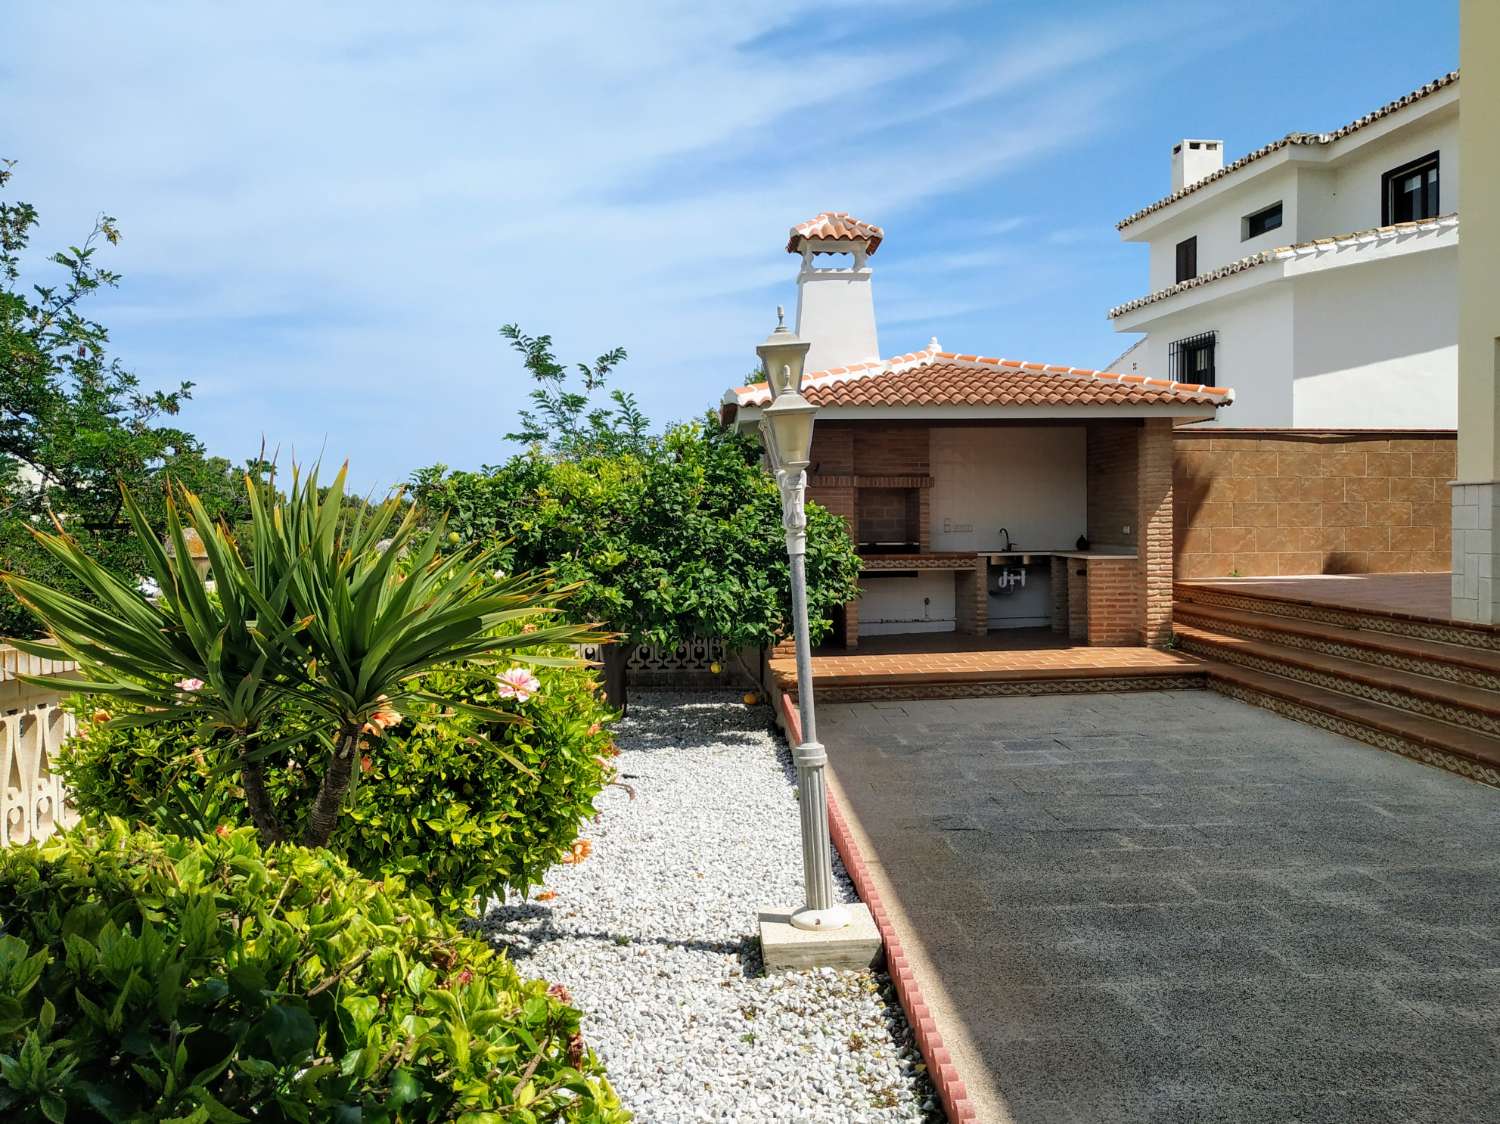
[1173, 602, 1500, 692]
[1202, 660, 1500, 784]
[1174, 624, 1500, 738]
[1173, 582, 1500, 653]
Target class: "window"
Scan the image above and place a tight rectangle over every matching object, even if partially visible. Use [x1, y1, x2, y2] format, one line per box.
[1242, 201, 1283, 240]
[1169, 331, 1217, 386]
[1382, 151, 1439, 224]
[1174, 236, 1197, 283]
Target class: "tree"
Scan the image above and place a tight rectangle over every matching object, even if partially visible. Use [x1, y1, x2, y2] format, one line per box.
[411, 418, 862, 709]
[4, 464, 596, 847]
[0, 159, 247, 638]
[501, 323, 648, 458]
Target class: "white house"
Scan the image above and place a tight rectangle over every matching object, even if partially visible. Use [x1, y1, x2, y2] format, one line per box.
[1108, 71, 1459, 429]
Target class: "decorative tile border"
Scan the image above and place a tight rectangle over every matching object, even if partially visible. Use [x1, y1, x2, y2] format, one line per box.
[1178, 588, 1500, 651]
[813, 674, 1207, 704]
[780, 693, 977, 1124]
[1173, 609, 1500, 692]
[1210, 679, 1500, 789]
[1177, 635, 1500, 737]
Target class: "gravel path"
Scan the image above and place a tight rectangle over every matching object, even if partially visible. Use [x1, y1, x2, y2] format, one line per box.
[481, 691, 938, 1123]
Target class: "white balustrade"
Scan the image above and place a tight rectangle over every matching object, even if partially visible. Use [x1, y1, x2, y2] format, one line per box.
[0, 645, 81, 847]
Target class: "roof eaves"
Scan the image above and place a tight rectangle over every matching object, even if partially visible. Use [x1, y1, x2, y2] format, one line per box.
[1107, 212, 1458, 319]
[1115, 70, 1459, 231]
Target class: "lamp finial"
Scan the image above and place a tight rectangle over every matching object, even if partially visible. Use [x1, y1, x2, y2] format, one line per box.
[776, 305, 785, 329]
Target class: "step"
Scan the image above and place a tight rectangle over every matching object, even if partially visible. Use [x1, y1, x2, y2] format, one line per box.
[1174, 625, 1500, 739]
[1174, 582, 1500, 653]
[1173, 601, 1500, 693]
[1202, 660, 1500, 785]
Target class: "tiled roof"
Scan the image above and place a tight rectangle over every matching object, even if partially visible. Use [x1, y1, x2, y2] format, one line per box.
[787, 212, 884, 256]
[1108, 212, 1458, 318]
[1116, 70, 1459, 230]
[727, 340, 1230, 410]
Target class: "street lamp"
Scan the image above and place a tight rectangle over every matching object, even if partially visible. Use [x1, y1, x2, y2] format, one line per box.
[756, 308, 849, 932]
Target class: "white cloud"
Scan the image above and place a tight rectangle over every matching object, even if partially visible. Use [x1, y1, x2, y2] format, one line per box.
[2, 0, 1259, 486]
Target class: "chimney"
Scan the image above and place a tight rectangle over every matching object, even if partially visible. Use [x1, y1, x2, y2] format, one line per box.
[1171, 139, 1224, 192]
[786, 212, 883, 373]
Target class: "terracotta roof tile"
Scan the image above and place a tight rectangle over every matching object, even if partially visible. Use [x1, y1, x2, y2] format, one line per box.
[786, 212, 884, 256]
[727, 342, 1230, 411]
[1117, 71, 1458, 230]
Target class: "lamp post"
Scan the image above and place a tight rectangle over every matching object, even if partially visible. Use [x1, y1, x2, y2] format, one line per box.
[757, 308, 849, 932]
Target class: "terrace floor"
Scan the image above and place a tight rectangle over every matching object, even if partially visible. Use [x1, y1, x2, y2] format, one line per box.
[820, 689, 1500, 1123]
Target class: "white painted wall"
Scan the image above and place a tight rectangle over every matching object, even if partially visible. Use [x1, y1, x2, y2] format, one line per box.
[928, 427, 1087, 550]
[795, 253, 880, 373]
[858, 572, 956, 636]
[1126, 285, 1296, 427]
[1139, 99, 1458, 288]
[1292, 246, 1458, 427]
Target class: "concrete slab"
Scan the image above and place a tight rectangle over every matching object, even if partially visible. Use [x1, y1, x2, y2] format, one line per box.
[819, 690, 1500, 1122]
[757, 904, 881, 973]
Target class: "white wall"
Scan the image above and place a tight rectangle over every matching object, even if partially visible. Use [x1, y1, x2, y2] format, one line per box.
[1142, 102, 1458, 289]
[858, 572, 956, 636]
[928, 427, 1087, 550]
[1292, 246, 1458, 427]
[1130, 285, 1296, 427]
[795, 264, 880, 373]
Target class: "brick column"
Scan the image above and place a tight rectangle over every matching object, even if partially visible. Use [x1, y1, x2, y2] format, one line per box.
[1049, 557, 1068, 634]
[1086, 560, 1142, 645]
[1067, 562, 1088, 642]
[1137, 418, 1175, 647]
[955, 558, 988, 636]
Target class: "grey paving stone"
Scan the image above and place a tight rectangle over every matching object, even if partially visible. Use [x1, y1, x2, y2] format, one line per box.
[823, 690, 1500, 1120]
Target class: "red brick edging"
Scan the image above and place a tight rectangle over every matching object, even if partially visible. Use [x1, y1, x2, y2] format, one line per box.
[780, 694, 977, 1123]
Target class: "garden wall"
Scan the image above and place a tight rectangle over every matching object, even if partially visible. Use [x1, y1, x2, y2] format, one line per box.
[1174, 429, 1455, 578]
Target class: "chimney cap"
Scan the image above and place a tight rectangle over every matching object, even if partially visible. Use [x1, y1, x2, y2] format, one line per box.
[787, 211, 883, 256]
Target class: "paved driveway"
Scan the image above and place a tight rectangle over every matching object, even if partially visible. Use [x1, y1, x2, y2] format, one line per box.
[819, 690, 1500, 1124]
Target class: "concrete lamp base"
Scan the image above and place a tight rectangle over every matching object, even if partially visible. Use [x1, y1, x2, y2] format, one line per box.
[758, 904, 882, 973]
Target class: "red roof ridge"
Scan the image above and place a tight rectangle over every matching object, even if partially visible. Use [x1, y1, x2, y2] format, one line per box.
[786, 212, 884, 256]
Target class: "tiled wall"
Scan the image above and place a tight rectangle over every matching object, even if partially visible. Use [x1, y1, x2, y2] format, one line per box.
[1174, 429, 1455, 578]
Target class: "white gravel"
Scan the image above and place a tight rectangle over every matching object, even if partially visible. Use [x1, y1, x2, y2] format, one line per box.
[480, 691, 939, 1123]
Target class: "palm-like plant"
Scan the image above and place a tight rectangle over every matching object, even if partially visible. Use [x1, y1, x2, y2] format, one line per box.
[3, 463, 597, 847]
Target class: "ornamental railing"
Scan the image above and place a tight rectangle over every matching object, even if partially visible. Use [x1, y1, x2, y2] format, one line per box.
[1, 645, 81, 847]
[576, 638, 761, 689]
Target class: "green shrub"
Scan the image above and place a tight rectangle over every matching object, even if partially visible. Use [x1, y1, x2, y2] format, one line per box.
[0, 820, 628, 1122]
[59, 658, 616, 913]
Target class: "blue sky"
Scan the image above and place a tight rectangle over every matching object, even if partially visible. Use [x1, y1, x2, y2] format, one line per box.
[4, 1, 1458, 489]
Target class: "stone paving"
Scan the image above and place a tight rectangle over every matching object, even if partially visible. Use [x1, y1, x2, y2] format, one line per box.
[819, 690, 1500, 1123]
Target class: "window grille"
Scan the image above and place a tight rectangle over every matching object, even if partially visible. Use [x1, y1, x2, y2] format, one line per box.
[1169, 331, 1217, 386]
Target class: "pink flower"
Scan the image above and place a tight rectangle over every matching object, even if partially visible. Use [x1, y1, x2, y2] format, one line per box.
[361, 695, 403, 736]
[175, 677, 205, 692]
[496, 667, 541, 703]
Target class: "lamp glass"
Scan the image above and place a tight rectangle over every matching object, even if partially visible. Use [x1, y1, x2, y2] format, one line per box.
[756, 327, 810, 398]
[761, 391, 816, 471]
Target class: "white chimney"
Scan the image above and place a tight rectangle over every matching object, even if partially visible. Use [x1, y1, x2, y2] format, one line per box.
[786, 211, 883, 373]
[1171, 139, 1224, 192]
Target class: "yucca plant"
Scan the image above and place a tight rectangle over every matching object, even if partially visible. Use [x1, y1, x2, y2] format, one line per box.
[2, 463, 598, 847]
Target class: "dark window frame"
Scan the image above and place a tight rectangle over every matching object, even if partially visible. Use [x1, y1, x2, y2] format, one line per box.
[1242, 201, 1284, 240]
[1381, 150, 1440, 225]
[1169, 330, 1217, 386]
[1174, 236, 1197, 283]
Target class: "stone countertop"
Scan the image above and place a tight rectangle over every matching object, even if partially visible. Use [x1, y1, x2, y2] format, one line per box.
[984, 549, 1139, 561]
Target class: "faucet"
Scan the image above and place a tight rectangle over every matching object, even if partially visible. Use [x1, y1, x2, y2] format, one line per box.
[998, 527, 1013, 551]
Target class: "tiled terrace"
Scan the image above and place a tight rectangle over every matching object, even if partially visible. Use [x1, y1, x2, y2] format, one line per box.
[769, 630, 1206, 703]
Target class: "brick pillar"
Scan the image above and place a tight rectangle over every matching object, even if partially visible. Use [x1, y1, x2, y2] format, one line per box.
[1137, 418, 1175, 647]
[843, 598, 860, 649]
[1086, 560, 1142, 645]
[1067, 562, 1088, 642]
[1049, 557, 1068, 634]
[956, 558, 988, 636]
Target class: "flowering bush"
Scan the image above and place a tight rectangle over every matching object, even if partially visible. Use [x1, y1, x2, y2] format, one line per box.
[0, 821, 627, 1121]
[60, 656, 617, 912]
